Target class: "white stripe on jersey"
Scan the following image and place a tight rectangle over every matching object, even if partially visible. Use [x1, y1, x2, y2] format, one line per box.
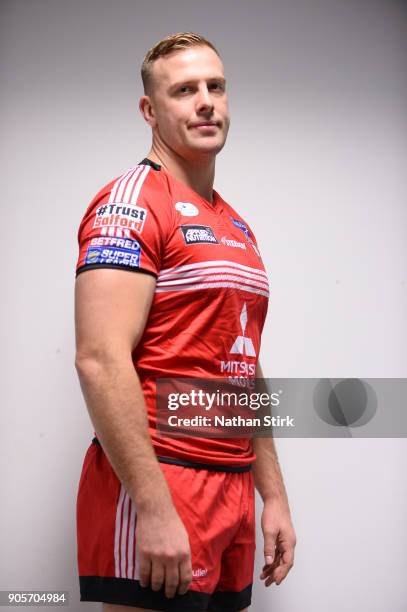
[131, 164, 150, 203]
[157, 273, 269, 292]
[108, 164, 151, 205]
[127, 499, 137, 579]
[101, 226, 131, 238]
[114, 485, 126, 578]
[157, 266, 269, 286]
[114, 484, 138, 580]
[120, 492, 130, 578]
[109, 168, 135, 203]
[121, 166, 143, 202]
[158, 259, 269, 280]
[156, 281, 269, 298]
[157, 260, 270, 296]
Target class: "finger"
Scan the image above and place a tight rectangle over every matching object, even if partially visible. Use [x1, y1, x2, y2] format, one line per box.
[267, 548, 295, 585]
[164, 561, 180, 599]
[178, 557, 193, 595]
[265, 575, 275, 587]
[261, 550, 282, 571]
[263, 534, 277, 566]
[138, 557, 152, 588]
[260, 551, 282, 579]
[150, 560, 165, 592]
[280, 544, 295, 568]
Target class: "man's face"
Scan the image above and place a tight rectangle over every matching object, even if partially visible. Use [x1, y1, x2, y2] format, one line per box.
[148, 45, 230, 160]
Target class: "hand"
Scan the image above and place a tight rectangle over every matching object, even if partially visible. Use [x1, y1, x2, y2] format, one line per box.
[259, 497, 296, 587]
[136, 504, 192, 598]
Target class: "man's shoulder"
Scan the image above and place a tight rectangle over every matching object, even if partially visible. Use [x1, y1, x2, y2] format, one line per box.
[79, 160, 170, 223]
[92, 160, 166, 204]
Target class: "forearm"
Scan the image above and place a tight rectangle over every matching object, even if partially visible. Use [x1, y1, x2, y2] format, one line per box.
[252, 436, 290, 510]
[76, 355, 173, 513]
[253, 363, 290, 509]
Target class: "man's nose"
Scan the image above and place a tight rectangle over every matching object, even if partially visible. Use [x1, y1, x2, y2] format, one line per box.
[196, 85, 214, 113]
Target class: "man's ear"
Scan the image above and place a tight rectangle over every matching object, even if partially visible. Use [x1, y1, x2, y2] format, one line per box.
[139, 95, 157, 128]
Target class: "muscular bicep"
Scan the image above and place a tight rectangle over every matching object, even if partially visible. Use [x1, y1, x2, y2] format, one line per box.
[75, 269, 156, 362]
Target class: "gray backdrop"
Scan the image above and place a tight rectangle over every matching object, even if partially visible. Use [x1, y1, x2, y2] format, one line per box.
[1, 0, 406, 610]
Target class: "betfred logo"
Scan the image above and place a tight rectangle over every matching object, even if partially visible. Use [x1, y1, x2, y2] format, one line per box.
[181, 225, 218, 245]
[90, 236, 140, 251]
[93, 203, 148, 234]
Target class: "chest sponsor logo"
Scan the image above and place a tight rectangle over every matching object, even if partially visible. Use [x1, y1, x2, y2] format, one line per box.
[175, 201, 200, 217]
[220, 303, 256, 387]
[85, 244, 141, 267]
[180, 225, 218, 245]
[93, 203, 148, 234]
[220, 236, 246, 250]
[230, 303, 256, 357]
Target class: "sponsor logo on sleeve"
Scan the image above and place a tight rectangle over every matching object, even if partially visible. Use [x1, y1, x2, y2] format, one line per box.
[175, 201, 200, 217]
[180, 225, 218, 245]
[90, 236, 141, 250]
[93, 203, 148, 234]
[85, 242, 141, 267]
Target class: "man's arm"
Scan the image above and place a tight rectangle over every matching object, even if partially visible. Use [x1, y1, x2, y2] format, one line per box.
[75, 268, 192, 598]
[252, 362, 296, 587]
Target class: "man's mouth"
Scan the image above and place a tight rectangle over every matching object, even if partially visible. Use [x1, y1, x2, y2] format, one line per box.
[190, 121, 219, 128]
[190, 121, 220, 133]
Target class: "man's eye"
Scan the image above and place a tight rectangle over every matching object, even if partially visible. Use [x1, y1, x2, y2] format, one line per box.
[179, 86, 192, 93]
[210, 82, 224, 91]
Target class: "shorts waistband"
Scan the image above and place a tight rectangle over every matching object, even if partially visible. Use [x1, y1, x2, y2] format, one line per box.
[91, 437, 252, 473]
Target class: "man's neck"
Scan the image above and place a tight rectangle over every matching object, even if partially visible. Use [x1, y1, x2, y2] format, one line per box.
[146, 147, 216, 203]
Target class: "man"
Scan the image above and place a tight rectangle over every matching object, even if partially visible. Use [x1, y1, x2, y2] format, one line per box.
[75, 32, 296, 612]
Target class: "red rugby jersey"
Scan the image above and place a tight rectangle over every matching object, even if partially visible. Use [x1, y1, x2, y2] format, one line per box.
[76, 158, 269, 468]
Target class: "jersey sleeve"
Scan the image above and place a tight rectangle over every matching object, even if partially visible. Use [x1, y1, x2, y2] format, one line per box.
[75, 164, 174, 278]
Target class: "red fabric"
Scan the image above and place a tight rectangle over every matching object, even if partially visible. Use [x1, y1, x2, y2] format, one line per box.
[77, 442, 255, 593]
[76, 161, 270, 467]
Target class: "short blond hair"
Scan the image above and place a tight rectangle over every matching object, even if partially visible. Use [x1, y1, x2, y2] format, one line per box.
[141, 32, 221, 95]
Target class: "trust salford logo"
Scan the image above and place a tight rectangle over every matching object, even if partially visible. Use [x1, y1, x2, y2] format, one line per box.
[230, 303, 256, 357]
[93, 203, 148, 234]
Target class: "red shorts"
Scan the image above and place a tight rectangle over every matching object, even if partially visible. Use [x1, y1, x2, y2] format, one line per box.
[77, 439, 256, 611]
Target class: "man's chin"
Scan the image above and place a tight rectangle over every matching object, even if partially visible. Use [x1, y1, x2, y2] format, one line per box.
[185, 139, 227, 158]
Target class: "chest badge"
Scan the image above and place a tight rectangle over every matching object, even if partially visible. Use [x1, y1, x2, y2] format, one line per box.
[175, 201, 200, 217]
[180, 225, 218, 245]
[230, 215, 261, 258]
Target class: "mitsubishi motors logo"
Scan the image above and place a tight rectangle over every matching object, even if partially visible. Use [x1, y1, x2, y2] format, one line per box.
[230, 303, 256, 357]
